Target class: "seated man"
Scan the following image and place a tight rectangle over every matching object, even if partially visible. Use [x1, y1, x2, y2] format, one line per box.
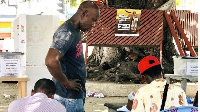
[117, 91, 135, 112]
[8, 78, 65, 112]
[131, 56, 188, 112]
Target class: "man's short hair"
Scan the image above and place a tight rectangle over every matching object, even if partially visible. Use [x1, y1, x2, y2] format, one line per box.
[79, 1, 99, 10]
[141, 65, 162, 78]
[34, 78, 56, 97]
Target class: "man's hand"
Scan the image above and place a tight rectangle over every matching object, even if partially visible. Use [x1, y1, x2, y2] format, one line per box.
[64, 79, 82, 91]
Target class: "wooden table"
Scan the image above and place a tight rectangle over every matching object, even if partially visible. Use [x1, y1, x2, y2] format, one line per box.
[0, 76, 30, 99]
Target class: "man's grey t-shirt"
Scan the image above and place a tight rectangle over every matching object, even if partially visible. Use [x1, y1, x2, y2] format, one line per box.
[50, 21, 86, 99]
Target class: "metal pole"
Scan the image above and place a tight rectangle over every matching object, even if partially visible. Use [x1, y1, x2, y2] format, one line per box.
[181, 78, 187, 93]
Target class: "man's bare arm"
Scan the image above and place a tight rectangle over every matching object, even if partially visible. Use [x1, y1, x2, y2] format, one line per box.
[45, 48, 81, 91]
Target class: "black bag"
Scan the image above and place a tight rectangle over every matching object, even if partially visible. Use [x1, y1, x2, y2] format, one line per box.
[160, 83, 169, 111]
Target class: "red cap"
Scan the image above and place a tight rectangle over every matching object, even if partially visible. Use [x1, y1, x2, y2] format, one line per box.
[138, 56, 160, 75]
[94, 0, 105, 6]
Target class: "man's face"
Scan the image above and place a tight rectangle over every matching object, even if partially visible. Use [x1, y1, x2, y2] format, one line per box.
[145, 75, 153, 84]
[141, 74, 152, 84]
[80, 8, 100, 32]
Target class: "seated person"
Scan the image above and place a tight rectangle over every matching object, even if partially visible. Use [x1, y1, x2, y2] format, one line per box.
[8, 78, 65, 112]
[117, 91, 135, 112]
[131, 56, 188, 112]
[193, 91, 198, 107]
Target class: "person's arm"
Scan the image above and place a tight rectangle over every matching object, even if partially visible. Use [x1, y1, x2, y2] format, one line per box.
[45, 48, 81, 91]
[180, 89, 189, 106]
[131, 90, 145, 112]
[126, 99, 133, 111]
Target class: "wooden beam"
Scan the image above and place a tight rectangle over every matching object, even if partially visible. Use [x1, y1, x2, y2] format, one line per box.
[170, 11, 197, 57]
[164, 11, 186, 56]
[150, 47, 153, 56]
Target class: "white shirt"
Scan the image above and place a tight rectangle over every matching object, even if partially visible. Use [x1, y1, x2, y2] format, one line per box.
[8, 93, 66, 112]
[131, 79, 188, 112]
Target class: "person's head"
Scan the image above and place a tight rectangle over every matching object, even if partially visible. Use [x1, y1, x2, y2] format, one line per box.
[76, 1, 100, 32]
[31, 78, 56, 98]
[138, 56, 162, 84]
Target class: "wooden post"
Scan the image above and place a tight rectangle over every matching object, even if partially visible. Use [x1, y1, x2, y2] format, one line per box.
[0, 76, 30, 99]
[160, 42, 163, 67]
[150, 48, 153, 56]
[85, 44, 88, 64]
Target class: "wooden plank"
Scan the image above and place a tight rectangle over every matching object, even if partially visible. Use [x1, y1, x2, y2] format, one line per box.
[0, 76, 30, 81]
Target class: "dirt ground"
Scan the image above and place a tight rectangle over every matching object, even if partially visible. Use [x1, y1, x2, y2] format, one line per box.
[84, 96, 127, 112]
[0, 81, 198, 112]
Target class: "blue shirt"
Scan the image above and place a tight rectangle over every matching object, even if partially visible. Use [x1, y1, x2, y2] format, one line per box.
[50, 21, 86, 99]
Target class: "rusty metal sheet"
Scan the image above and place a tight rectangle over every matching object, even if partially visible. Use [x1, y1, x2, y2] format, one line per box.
[82, 8, 163, 47]
[82, 8, 198, 49]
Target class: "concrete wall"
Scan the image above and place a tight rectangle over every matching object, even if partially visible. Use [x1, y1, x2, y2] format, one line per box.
[86, 81, 198, 97]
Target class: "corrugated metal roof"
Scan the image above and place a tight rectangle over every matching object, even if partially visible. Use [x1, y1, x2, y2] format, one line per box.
[82, 8, 198, 49]
[82, 7, 163, 47]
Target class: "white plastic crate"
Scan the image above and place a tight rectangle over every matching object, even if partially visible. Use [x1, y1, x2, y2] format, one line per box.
[173, 56, 198, 76]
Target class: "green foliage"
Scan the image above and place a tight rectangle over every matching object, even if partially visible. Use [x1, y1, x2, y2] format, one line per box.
[70, 0, 77, 7]
[176, 0, 181, 6]
[64, 0, 80, 8]
[1, 0, 5, 4]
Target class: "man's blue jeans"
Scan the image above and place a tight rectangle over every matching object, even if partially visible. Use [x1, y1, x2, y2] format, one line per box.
[54, 94, 84, 112]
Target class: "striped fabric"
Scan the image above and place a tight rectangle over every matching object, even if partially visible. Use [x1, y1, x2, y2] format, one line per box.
[0, 28, 12, 33]
[0, 22, 12, 27]
[82, 7, 163, 46]
[8, 93, 66, 112]
[0, 22, 12, 38]
[0, 21, 65, 38]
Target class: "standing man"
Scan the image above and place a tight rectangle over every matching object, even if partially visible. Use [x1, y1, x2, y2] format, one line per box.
[45, 1, 100, 112]
[131, 56, 188, 112]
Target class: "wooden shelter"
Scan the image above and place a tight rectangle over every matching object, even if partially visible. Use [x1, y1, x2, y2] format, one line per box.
[82, 7, 198, 64]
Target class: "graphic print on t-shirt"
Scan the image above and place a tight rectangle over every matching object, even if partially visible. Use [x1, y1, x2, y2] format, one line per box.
[76, 40, 83, 59]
